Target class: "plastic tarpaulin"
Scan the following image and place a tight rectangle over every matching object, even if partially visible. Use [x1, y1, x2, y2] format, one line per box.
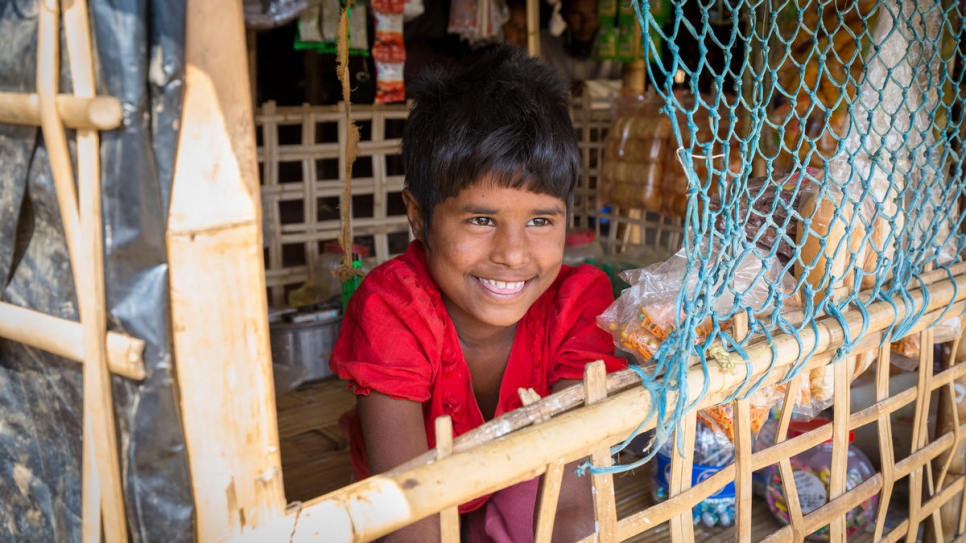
[0, 0, 193, 541]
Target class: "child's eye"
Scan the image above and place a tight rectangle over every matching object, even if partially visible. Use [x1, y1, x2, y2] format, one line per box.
[469, 217, 495, 226]
[528, 217, 552, 227]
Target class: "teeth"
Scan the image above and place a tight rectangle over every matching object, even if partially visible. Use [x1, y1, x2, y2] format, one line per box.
[480, 278, 525, 290]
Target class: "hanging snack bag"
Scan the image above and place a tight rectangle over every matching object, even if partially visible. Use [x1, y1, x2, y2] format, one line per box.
[373, 0, 406, 103]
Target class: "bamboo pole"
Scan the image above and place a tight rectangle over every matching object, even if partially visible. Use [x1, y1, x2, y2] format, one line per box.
[61, 0, 129, 535]
[534, 459, 566, 543]
[526, 0, 539, 58]
[0, 92, 122, 130]
[435, 416, 459, 542]
[166, 0, 286, 539]
[0, 301, 146, 380]
[667, 413, 696, 543]
[37, 1, 127, 541]
[585, 361, 618, 543]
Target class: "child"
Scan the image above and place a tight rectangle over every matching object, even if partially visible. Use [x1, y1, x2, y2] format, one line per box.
[330, 44, 626, 542]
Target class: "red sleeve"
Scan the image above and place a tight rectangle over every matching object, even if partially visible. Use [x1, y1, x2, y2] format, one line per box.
[546, 265, 627, 385]
[329, 261, 444, 402]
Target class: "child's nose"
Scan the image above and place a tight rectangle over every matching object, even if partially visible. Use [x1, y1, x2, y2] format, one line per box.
[491, 226, 528, 267]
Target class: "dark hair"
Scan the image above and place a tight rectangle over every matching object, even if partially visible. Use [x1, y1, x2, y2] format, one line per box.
[402, 44, 580, 229]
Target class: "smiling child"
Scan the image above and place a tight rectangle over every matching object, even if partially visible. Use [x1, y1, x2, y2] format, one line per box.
[329, 44, 626, 542]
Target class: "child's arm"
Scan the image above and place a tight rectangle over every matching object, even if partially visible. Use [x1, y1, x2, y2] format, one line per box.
[358, 390, 441, 542]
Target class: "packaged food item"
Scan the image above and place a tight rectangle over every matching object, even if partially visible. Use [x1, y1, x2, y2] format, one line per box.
[708, 169, 818, 267]
[373, 0, 406, 104]
[597, 240, 795, 364]
[765, 419, 878, 541]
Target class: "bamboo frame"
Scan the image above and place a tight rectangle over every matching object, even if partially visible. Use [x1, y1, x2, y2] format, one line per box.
[247, 265, 966, 543]
[0, 302, 146, 380]
[166, 0, 286, 539]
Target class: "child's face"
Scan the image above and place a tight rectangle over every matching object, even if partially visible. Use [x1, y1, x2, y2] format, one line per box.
[406, 179, 568, 336]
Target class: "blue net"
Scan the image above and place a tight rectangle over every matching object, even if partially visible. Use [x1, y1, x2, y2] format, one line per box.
[593, 0, 966, 465]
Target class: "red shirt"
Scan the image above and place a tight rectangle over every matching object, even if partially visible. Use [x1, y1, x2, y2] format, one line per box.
[330, 241, 626, 511]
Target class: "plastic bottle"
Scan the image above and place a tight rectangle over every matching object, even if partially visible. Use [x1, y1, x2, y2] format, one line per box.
[764, 419, 878, 541]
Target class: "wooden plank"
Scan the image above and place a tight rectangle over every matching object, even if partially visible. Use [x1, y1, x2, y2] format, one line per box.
[167, 0, 286, 539]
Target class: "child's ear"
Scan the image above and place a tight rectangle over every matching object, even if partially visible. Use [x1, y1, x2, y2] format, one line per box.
[402, 189, 425, 241]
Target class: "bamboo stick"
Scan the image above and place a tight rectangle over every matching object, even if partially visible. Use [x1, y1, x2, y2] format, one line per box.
[63, 0, 128, 537]
[167, 0, 286, 539]
[908, 326, 936, 543]
[733, 399, 753, 543]
[874, 343, 897, 542]
[0, 301, 146, 380]
[38, 1, 125, 541]
[0, 92, 122, 130]
[732, 311, 752, 543]
[585, 360, 618, 543]
[667, 412, 696, 543]
[435, 416, 459, 542]
[534, 459, 565, 543]
[828, 356, 851, 543]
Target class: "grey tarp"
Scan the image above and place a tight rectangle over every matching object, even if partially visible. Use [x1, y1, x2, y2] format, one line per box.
[0, 0, 193, 541]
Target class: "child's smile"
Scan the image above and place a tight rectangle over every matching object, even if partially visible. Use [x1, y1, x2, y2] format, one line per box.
[410, 179, 568, 339]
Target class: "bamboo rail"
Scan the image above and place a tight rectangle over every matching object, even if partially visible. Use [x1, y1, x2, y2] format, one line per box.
[0, 302, 146, 380]
[262, 265, 966, 543]
[0, 92, 122, 130]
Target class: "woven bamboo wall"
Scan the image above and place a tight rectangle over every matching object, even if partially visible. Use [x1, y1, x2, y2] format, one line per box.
[256, 101, 412, 308]
[282, 265, 966, 543]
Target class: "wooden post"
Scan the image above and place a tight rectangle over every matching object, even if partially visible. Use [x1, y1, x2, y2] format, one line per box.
[166, 0, 286, 540]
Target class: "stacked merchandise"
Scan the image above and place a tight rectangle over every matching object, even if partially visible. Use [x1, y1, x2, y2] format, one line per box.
[598, 0, 669, 63]
[600, 92, 742, 219]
